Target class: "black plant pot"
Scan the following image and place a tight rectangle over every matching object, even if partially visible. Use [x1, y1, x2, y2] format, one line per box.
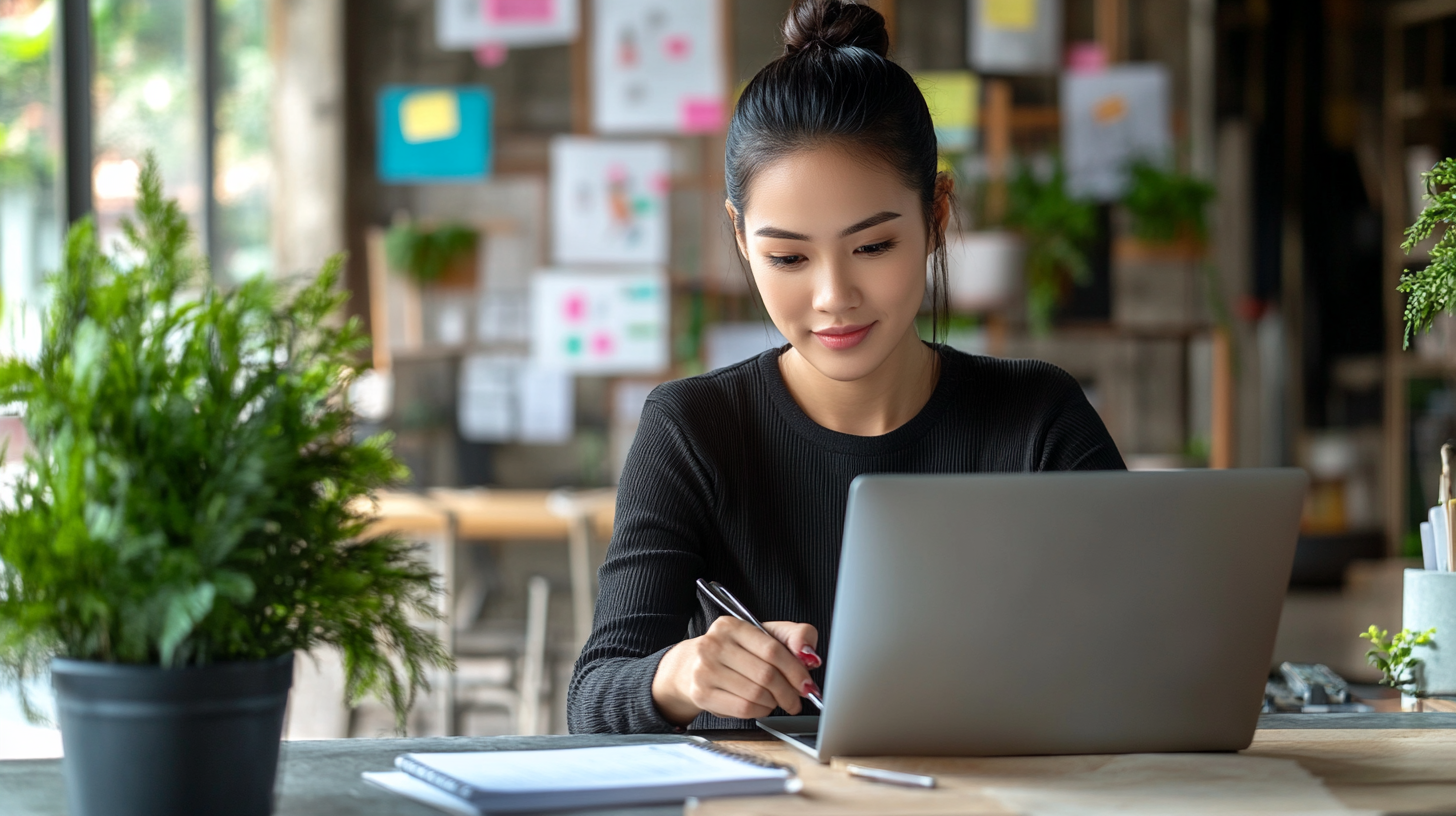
[51, 652, 294, 816]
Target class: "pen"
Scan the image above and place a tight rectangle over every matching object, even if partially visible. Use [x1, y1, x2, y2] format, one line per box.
[695, 578, 824, 710]
[846, 764, 937, 789]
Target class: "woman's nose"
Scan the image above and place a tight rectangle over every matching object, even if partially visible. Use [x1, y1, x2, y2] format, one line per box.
[811, 259, 859, 314]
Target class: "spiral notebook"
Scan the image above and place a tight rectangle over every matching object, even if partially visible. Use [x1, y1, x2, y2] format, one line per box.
[367, 741, 798, 814]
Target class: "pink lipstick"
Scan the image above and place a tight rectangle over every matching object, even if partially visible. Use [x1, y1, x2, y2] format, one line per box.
[813, 322, 874, 351]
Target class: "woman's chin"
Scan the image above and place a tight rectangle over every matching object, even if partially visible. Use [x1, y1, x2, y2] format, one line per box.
[792, 341, 898, 383]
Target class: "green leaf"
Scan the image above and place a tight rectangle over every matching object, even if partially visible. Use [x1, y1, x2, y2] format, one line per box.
[159, 583, 216, 667]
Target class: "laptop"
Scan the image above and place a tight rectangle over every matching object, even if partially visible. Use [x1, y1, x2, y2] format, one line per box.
[756, 469, 1307, 761]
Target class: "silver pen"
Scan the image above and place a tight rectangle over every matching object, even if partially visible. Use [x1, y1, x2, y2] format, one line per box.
[846, 764, 937, 788]
[695, 578, 825, 710]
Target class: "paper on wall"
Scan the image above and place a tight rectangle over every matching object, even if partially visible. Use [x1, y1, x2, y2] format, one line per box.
[435, 0, 579, 49]
[458, 354, 575, 444]
[1062, 64, 1171, 200]
[551, 136, 670, 266]
[591, 0, 727, 134]
[914, 71, 980, 153]
[968, 0, 1060, 75]
[531, 269, 669, 374]
[703, 322, 785, 372]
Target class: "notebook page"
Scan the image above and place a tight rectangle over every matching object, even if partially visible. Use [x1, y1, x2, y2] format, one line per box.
[403, 743, 788, 793]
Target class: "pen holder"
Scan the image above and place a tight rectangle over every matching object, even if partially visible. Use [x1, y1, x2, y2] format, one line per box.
[1403, 569, 1456, 697]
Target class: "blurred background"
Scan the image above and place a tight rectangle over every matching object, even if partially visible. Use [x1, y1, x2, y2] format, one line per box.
[0, 0, 1446, 747]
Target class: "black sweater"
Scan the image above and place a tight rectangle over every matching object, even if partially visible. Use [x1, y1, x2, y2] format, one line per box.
[567, 345, 1125, 734]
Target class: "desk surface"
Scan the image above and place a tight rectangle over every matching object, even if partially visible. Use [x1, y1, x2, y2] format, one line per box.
[3, 715, 1453, 815]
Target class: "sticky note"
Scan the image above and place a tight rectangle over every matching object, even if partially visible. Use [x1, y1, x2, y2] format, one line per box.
[679, 98, 725, 134]
[985, 0, 1036, 31]
[400, 90, 461, 143]
[378, 85, 492, 182]
[485, 0, 556, 24]
[915, 72, 979, 153]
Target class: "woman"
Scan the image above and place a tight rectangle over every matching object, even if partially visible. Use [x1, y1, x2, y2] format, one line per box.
[568, 0, 1124, 734]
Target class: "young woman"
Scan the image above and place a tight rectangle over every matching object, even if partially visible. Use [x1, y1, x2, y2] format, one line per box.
[568, 0, 1124, 734]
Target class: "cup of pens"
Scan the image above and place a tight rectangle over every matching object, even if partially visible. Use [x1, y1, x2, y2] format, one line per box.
[1407, 444, 1456, 698]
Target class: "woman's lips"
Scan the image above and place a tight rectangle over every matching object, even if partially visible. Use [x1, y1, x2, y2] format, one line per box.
[812, 322, 875, 350]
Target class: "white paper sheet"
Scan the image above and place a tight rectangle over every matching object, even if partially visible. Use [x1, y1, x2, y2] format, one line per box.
[531, 270, 669, 374]
[703, 322, 785, 372]
[458, 355, 575, 444]
[517, 364, 575, 444]
[968, 0, 1062, 75]
[1062, 64, 1171, 200]
[591, 0, 727, 134]
[435, 0, 579, 49]
[551, 136, 671, 266]
[458, 355, 519, 442]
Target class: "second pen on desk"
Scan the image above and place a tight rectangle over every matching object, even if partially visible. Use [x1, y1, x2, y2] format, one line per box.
[695, 578, 824, 710]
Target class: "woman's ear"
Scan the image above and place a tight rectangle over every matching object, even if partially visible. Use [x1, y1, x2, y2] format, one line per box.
[725, 200, 749, 260]
[931, 173, 955, 247]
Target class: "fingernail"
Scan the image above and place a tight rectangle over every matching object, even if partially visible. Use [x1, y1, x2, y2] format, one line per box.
[798, 646, 821, 669]
[802, 680, 820, 697]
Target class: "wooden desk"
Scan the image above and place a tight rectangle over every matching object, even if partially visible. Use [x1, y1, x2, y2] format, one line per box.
[1, 715, 1454, 815]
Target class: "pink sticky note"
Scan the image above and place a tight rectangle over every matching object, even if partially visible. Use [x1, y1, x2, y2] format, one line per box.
[474, 42, 509, 67]
[562, 293, 586, 323]
[484, 0, 555, 24]
[663, 33, 692, 60]
[648, 171, 670, 196]
[679, 97, 724, 134]
[590, 331, 615, 356]
[1066, 42, 1107, 74]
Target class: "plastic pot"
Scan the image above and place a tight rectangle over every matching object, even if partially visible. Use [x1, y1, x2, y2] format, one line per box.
[51, 652, 294, 816]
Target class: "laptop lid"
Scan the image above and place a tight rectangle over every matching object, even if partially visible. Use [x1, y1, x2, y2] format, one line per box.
[792, 469, 1305, 759]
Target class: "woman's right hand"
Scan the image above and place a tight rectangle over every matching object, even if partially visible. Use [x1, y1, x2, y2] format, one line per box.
[651, 617, 821, 726]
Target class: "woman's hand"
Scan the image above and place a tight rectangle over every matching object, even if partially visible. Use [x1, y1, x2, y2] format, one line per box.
[652, 617, 822, 726]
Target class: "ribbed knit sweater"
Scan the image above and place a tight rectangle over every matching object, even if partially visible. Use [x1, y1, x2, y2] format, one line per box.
[567, 344, 1125, 734]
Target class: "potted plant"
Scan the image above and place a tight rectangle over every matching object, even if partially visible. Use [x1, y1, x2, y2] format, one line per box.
[1003, 158, 1097, 335]
[383, 220, 480, 289]
[0, 157, 451, 816]
[1111, 159, 1216, 329]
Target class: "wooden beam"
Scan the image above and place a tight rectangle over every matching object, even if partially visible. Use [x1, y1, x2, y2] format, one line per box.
[1210, 328, 1233, 469]
[984, 79, 1013, 223]
[1095, 0, 1125, 62]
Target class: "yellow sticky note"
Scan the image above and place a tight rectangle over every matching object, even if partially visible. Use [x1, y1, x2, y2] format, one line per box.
[400, 90, 461, 144]
[985, 0, 1037, 31]
[915, 72, 979, 130]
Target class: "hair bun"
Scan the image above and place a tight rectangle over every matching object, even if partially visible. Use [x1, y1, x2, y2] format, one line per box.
[782, 0, 890, 59]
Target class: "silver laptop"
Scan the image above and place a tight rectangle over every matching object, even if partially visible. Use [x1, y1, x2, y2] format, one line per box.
[757, 469, 1307, 761]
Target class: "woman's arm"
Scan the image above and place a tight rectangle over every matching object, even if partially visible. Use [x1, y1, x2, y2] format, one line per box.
[566, 398, 713, 734]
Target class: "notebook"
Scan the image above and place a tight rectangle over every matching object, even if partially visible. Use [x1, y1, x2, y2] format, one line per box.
[381, 741, 798, 813]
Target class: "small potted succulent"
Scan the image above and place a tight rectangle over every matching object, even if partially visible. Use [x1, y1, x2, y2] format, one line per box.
[0, 157, 451, 816]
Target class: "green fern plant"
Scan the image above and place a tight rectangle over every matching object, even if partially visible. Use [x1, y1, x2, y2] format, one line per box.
[1398, 157, 1456, 348]
[383, 222, 478, 285]
[1004, 159, 1097, 335]
[1121, 159, 1216, 244]
[0, 155, 451, 725]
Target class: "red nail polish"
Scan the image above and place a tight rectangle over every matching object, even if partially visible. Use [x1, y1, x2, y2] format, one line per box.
[798, 646, 821, 669]
[802, 680, 820, 697]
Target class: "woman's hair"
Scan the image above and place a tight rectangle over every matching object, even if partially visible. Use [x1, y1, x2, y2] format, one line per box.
[726, 0, 950, 341]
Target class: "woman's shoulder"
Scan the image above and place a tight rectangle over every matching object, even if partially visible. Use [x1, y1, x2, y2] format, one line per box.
[940, 346, 1082, 398]
[641, 349, 779, 433]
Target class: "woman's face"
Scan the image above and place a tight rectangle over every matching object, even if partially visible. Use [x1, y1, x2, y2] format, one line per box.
[730, 147, 935, 383]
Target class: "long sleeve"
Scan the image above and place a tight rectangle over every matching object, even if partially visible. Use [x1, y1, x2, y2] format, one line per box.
[567, 398, 718, 734]
[1034, 367, 1127, 472]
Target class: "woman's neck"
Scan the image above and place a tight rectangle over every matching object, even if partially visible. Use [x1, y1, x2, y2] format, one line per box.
[777, 327, 940, 437]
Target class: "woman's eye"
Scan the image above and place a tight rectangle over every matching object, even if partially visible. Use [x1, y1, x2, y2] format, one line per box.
[855, 240, 897, 256]
[766, 254, 805, 268]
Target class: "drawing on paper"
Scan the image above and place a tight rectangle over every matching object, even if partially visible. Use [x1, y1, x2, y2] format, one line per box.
[1062, 64, 1171, 200]
[531, 270, 668, 374]
[592, 0, 726, 134]
[551, 136, 670, 266]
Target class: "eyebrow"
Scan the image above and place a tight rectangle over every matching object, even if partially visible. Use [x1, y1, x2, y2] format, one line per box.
[752, 211, 903, 241]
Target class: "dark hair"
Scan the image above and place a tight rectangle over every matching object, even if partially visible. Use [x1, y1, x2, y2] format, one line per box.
[726, 0, 950, 341]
